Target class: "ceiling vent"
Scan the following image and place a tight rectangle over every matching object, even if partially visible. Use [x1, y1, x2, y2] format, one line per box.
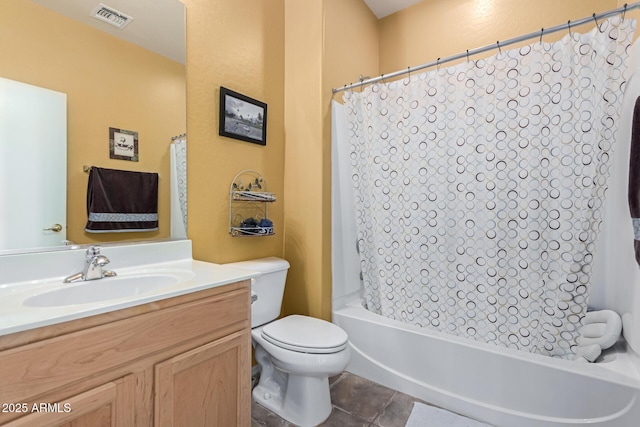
[90, 3, 133, 29]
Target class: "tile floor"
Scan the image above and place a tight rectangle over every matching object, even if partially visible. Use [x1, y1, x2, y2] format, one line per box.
[251, 371, 431, 427]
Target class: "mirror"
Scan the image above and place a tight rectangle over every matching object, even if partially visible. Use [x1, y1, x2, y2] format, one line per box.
[0, 0, 186, 255]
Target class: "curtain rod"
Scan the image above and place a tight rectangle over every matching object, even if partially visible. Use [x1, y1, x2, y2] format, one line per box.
[333, 2, 639, 94]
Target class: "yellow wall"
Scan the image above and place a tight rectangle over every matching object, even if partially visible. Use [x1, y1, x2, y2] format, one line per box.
[318, 0, 379, 318]
[282, 0, 628, 321]
[6, 0, 629, 320]
[379, 0, 619, 74]
[183, 0, 285, 263]
[282, 0, 378, 320]
[283, 0, 325, 318]
[0, 0, 185, 245]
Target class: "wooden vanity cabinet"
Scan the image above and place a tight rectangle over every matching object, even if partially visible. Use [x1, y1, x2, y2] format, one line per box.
[0, 281, 252, 427]
[155, 331, 249, 426]
[2, 375, 135, 427]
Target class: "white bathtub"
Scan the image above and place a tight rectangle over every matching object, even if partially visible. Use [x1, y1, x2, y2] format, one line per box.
[334, 299, 640, 427]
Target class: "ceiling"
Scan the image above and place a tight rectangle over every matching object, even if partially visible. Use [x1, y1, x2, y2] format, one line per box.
[364, 0, 424, 19]
[30, 0, 415, 63]
[31, 0, 185, 64]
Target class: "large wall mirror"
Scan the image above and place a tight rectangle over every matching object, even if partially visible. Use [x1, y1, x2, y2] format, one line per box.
[0, 0, 186, 255]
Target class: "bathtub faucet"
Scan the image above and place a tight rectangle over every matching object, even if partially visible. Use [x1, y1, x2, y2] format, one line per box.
[63, 246, 117, 283]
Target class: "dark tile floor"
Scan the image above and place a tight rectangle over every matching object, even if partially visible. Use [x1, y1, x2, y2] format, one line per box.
[251, 371, 430, 427]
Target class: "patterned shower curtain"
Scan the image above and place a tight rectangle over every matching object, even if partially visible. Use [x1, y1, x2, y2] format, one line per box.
[343, 17, 635, 358]
[171, 135, 187, 237]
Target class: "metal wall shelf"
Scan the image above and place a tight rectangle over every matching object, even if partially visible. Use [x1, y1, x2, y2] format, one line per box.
[229, 170, 275, 237]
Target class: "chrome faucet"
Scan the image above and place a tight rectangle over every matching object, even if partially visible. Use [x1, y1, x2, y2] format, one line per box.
[63, 246, 117, 283]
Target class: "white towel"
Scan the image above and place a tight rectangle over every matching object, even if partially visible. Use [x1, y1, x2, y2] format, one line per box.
[573, 310, 622, 362]
[405, 402, 492, 427]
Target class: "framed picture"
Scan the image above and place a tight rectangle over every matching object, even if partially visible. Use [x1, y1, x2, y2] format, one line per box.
[219, 87, 267, 145]
[109, 127, 139, 161]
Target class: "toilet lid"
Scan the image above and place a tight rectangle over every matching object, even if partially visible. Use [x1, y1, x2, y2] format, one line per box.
[261, 315, 348, 354]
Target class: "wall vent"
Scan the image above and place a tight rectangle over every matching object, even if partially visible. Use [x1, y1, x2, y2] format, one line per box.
[90, 3, 133, 29]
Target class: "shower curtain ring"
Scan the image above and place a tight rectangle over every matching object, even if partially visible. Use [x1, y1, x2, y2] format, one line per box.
[496, 41, 502, 55]
[539, 28, 544, 44]
[623, 3, 628, 21]
[437, 58, 441, 71]
[466, 50, 470, 64]
[593, 13, 602, 31]
[568, 20, 572, 36]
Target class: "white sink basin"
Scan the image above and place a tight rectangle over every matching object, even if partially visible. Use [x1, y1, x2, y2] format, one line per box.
[24, 271, 194, 307]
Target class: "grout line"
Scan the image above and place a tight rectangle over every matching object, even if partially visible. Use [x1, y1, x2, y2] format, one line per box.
[329, 371, 347, 389]
[371, 390, 398, 426]
[332, 406, 372, 425]
[383, 390, 398, 408]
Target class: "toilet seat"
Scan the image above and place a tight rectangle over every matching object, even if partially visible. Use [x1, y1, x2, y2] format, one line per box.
[261, 315, 348, 354]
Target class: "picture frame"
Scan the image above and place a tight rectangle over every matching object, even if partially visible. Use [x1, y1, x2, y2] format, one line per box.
[219, 87, 267, 145]
[109, 127, 139, 161]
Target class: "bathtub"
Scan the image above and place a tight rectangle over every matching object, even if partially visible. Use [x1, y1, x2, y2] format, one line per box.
[333, 299, 640, 427]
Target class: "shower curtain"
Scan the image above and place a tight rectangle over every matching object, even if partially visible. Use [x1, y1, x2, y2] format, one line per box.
[343, 16, 635, 358]
[170, 135, 187, 238]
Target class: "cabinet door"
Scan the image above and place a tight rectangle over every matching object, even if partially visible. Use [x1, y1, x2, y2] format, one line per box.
[4, 375, 134, 427]
[155, 330, 251, 427]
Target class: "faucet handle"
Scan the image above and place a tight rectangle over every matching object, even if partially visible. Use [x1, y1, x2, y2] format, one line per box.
[86, 246, 101, 257]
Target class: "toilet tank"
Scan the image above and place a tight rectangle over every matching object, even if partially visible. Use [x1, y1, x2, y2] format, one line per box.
[225, 257, 290, 328]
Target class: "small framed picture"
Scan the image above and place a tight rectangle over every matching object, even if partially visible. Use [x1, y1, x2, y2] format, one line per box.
[109, 127, 138, 161]
[219, 87, 267, 145]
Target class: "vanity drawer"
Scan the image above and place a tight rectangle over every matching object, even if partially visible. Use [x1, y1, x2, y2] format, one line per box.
[0, 286, 249, 406]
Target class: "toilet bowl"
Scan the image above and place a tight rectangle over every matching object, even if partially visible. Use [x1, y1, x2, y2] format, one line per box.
[225, 257, 350, 427]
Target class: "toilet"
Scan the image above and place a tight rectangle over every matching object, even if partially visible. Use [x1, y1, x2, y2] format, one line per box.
[227, 257, 350, 427]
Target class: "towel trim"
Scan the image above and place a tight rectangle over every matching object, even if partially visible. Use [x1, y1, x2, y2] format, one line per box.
[84, 227, 159, 233]
[633, 218, 640, 240]
[88, 213, 158, 222]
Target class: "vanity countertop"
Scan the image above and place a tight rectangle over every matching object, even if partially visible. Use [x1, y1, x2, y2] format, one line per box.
[0, 240, 258, 336]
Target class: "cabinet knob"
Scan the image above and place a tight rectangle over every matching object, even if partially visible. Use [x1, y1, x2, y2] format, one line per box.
[44, 223, 63, 232]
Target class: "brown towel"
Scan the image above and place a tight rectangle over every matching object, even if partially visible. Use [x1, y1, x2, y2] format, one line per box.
[629, 96, 640, 266]
[85, 167, 159, 233]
